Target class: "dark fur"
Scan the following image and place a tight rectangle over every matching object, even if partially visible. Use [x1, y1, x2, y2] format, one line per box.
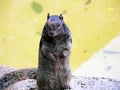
[37, 14, 72, 90]
[0, 68, 37, 89]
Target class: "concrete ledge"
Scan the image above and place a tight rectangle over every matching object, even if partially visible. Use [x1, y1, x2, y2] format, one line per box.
[0, 65, 120, 90]
[1, 65, 119, 90]
[6, 76, 120, 90]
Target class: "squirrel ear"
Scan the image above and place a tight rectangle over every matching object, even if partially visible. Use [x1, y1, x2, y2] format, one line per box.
[59, 14, 63, 20]
[47, 13, 50, 19]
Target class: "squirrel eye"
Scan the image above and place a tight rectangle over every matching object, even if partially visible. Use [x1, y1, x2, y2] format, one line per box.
[57, 24, 60, 27]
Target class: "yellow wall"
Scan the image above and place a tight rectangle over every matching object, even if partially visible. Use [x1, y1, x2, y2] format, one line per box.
[0, 0, 120, 71]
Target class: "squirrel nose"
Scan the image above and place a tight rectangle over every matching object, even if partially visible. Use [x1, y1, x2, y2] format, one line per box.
[49, 31, 54, 35]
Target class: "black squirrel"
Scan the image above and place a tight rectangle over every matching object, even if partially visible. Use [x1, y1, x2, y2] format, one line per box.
[0, 14, 72, 90]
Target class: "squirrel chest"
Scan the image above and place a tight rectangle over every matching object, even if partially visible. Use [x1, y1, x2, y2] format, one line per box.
[41, 37, 71, 58]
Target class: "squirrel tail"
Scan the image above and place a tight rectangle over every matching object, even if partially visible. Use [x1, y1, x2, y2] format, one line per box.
[0, 68, 37, 89]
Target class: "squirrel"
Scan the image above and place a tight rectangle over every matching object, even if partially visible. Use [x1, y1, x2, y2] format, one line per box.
[0, 13, 72, 90]
[37, 13, 72, 90]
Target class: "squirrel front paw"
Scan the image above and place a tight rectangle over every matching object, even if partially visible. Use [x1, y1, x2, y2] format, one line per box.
[60, 49, 70, 58]
[48, 53, 56, 61]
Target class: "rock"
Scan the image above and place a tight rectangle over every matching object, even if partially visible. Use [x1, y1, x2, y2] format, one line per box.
[70, 76, 120, 90]
[6, 79, 37, 90]
[6, 76, 120, 90]
[0, 65, 120, 90]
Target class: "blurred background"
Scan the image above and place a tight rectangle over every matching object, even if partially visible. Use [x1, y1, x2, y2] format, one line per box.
[0, 0, 120, 73]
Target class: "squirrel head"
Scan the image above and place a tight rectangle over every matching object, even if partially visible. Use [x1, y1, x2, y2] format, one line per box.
[44, 13, 65, 37]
